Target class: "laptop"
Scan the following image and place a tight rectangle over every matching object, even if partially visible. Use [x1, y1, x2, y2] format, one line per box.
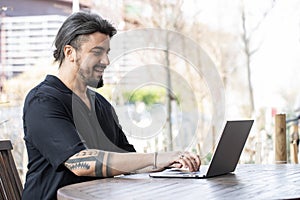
[149, 120, 254, 179]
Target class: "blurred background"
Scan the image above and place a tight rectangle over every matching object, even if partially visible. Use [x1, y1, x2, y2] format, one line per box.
[1, 0, 300, 183]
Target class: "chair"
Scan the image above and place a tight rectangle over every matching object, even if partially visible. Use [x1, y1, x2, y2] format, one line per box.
[0, 140, 23, 200]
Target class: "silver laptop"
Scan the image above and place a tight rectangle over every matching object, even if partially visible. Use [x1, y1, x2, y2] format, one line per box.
[149, 120, 254, 179]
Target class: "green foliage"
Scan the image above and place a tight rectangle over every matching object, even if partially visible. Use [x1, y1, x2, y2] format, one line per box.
[202, 152, 213, 165]
[124, 86, 166, 106]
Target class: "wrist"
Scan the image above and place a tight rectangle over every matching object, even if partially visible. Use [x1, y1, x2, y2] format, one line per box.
[153, 152, 158, 169]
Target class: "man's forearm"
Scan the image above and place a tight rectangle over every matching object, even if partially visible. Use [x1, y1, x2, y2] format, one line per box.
[64, 149, 109, 176]
[64, 149, 153, 177]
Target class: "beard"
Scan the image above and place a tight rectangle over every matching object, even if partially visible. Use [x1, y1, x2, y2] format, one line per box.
[76, 56, 105, 89]
[96, 77, 104, 88]
[78, 68, 104, 89]
[84, 74, 104, 89]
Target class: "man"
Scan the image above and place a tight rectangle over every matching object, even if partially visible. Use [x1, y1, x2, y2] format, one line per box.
[22, 12, 201, 200]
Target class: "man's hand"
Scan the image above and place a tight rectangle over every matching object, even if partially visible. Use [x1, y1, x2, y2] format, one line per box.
[156, 151, 201, 172]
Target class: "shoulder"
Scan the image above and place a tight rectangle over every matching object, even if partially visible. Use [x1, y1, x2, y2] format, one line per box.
[24, 75, 72, 112]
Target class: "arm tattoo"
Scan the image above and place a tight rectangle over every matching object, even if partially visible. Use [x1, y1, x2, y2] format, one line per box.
[95, 151, 104, 177]
[65, 161, 90, 170]
[65, 150, 111, 177]
[65, 156, 95, 173]
[106, 153, 112, 177]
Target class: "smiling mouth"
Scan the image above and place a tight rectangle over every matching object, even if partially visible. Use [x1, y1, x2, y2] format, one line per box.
[94, 68, 104, 73]
[94, 66, 105, 74]
[94, 64, 106, 73]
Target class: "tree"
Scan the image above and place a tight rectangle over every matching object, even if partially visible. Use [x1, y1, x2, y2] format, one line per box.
[120, 0, 187, 151]
[240, 0, 276, 117]
[116, 0, 238, 154]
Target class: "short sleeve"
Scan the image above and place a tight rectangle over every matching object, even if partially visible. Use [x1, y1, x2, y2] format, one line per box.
[24, 95, 86, 170]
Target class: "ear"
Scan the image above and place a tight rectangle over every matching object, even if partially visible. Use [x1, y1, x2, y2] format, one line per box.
[64, 45, 76, 63]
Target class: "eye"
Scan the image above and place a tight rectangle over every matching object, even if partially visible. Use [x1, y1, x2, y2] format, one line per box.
[92, 50, 104, 56]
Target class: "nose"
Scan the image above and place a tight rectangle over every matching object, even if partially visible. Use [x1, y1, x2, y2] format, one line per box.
[100, 54, 110, 66]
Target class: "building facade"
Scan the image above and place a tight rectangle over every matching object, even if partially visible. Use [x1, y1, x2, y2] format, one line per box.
[0, 0, 90, 77]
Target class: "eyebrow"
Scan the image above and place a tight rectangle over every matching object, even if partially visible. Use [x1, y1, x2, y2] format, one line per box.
[91, 46, 110, 52]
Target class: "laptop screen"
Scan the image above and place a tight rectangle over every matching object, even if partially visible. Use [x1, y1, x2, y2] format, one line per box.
[206, 120, 254, 177]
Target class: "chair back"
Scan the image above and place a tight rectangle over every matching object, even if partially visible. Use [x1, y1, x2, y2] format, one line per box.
[0, 140, 23, 200]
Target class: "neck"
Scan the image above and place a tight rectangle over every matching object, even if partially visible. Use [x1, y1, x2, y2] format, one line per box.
[57, 63, 87, 96]
[57, 63, 91, 109]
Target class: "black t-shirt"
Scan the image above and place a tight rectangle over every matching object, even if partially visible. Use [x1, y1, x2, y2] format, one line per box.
[22, 75, 135, 200]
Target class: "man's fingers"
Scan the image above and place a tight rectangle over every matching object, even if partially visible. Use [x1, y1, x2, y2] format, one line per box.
[178, 152, 201, 171]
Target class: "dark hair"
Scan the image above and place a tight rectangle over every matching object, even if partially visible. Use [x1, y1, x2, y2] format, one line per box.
[53, 12, 117, 67]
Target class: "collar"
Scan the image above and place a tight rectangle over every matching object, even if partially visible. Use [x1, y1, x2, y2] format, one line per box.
[44, 74, 73, 94]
